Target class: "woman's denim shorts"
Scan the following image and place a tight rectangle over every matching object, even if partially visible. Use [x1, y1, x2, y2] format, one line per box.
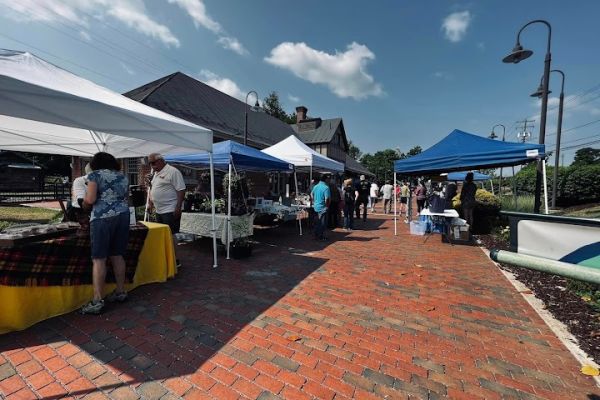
[90, 212, 130, 259]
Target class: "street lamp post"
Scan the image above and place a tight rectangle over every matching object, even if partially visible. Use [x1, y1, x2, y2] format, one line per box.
[490, 124, 506, 195]
[244, 91, 260, 146]
[531, 69, 564, 209]
[502, 19, 552, 214]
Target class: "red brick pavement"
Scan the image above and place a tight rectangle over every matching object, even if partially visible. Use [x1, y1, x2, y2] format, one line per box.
[0, 214, 598, 399]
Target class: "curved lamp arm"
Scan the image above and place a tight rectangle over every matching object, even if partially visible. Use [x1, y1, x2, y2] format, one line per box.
[516, 19, 552, 54]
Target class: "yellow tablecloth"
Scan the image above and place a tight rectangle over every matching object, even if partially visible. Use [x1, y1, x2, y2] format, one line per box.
[0, 222, 176, 334]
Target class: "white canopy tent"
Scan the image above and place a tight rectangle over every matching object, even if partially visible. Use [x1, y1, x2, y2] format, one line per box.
[0, 49, 220, 267]
[262, 135, 345, 173]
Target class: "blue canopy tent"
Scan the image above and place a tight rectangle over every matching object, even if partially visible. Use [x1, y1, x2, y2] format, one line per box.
[165, 140, 293, 172]
[394, 129, 545, 175]
[165, 141, 294, 259]
[392, 129, 546, 234]
[445, 171, 490, 181]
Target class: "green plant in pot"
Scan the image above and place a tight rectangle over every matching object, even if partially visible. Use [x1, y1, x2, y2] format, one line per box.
[223, 172, 251, 216]
[231, 236, 253, 259]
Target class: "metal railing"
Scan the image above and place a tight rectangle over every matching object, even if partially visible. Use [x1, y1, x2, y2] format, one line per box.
[0, 183, 71, 204]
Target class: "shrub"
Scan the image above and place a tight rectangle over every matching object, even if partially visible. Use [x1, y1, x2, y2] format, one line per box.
[558, 164, 600, 206]
[452, 189, 500, 234]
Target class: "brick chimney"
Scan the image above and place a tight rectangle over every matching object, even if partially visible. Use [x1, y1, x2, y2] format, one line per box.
[295, 106, 307, 123]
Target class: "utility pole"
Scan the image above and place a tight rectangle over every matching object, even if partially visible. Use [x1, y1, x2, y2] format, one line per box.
[516, 119, 535, 143]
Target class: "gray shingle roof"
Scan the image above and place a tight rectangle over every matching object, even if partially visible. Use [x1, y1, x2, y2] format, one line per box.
[291, 118, 342, 144]
[123, 72, 296, 149]
[345, 154, 374, 176]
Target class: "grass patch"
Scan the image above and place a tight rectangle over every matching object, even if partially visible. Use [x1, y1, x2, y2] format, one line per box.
[563, 205, 600, 219]
[499, 195, 535, 213]
[0, 206, 63, 230]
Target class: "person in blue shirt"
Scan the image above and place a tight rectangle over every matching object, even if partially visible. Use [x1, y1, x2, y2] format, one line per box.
[310, 174, 331, 241]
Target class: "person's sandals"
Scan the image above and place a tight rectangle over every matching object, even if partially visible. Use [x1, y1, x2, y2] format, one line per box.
[80, 299, 105, 315]
[176, 259, 182, 268]
[106, 290, 128, 303]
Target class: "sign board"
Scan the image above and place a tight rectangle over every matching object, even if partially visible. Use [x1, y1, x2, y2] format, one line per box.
[526, 149, 539, 158]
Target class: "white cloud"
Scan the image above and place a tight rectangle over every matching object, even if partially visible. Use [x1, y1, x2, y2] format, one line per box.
[477, 42, 485, 50]
[120, 62, 135, 75]
[265, 42, 383, 100]
[288, 94, 300, 103]
[198, 69, 244, 100]
[432, 71, 452, 80]
[217, 36, 248, 56]
[442, 11, 472, 42]
[79, 30, 92, 42]
[168, 0, 221, 33]
[169, 0, 247, 55]
[0, 0, 180, 47]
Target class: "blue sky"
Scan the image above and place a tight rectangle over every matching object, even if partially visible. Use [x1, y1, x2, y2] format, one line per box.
[0, 1, 599, 165]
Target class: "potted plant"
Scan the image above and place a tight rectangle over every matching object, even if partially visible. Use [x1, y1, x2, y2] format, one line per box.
[231, 237, 253, 259]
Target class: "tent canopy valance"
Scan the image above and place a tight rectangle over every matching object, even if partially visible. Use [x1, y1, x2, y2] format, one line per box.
[262, 135, 344, 173]
[165, 140, 294, 172]
[394, 129, 545, 175]
[0, 49, 213, 156]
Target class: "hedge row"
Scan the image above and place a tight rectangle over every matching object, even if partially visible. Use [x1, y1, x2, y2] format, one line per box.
[509, 164, 600, 206]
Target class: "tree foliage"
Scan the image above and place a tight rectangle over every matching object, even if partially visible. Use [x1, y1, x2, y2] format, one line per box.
[406, 146, 422, 157]
[360, 149, 401, 183]
[572, 147, 600, 166]
[262, 91, 297, 124]
[348, 140, 362, 160]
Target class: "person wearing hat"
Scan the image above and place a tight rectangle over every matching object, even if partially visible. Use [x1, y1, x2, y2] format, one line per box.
[355, 175, 370, 222]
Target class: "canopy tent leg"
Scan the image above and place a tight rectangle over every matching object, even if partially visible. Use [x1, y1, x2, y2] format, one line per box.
[490, 179, 494, 195]
[309, 167, 312, 184]
[209, 152, 218, 269]
[407, 181, 413, 223]
[143, 184, 150, 222]
[294, 171, 302, 236]
[512, 166, 517, 209]
[543, 159, 549, 215]
[226, 160, 232, 259]
[394, 172, 397, 236]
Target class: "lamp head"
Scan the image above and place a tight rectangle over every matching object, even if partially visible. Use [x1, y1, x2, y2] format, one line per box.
[530, 83, 551, 98]
[502, 43, 533, 64]
[251, 99, 265, 113]
[489, 131, 498, 140]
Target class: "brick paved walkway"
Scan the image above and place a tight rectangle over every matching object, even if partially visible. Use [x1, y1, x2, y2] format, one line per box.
[1, 215, 598, 399]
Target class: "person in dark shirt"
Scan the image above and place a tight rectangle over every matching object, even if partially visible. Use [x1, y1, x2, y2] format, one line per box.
[343, 178, 356, 231]
[445, 181, 457, 209]
[460, 172, 477, 228]
[354, 175, 370, 222]
[324, 175, 341, 228]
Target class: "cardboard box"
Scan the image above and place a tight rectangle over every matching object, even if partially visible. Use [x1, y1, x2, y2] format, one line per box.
[450, 224, 470, 241]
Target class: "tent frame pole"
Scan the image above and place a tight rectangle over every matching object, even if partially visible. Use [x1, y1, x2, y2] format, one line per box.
[542, 159, 549, 214]
[209, 152, 218, 268]
[393, 172, 397, 235]
[226, 159, 232, 259]
[294, 171, 302, 236]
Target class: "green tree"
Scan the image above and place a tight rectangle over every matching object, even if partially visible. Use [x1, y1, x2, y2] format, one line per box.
[406, 146, 422, 157]
[572, 147, 600, 166]
[348, 140, 362, 160]
[360, 149, 401, 182]
[262, 91, 289, 122]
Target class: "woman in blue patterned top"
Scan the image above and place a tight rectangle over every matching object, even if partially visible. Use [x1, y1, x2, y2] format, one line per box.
[81, 152, 130, 315]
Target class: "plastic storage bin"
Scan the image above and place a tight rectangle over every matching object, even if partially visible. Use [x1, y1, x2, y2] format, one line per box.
[409, 221, 427, 235]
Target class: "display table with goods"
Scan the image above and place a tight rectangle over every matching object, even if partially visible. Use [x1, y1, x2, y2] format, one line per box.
[180, 212, 255, 244]
[251, 198, 310, 223]
[416, 208, 471, 244]
[0, 222, 176, 333]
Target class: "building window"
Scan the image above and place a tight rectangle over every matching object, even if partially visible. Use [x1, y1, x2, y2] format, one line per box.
[125, 158, 140, 185]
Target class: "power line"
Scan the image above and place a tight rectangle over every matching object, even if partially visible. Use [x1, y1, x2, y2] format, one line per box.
[546, 118, 600, 137]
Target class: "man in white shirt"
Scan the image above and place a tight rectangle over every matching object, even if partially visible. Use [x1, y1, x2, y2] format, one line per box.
[72, 163, 92, 208]
[380, 180, 394, 214]
[147, 153, 186, 266]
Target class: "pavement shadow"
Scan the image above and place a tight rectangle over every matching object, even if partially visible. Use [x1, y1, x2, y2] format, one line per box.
[0, 226, 327, 398]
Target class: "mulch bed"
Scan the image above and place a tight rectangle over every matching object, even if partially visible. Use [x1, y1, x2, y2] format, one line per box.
[478, 234, 600, 363]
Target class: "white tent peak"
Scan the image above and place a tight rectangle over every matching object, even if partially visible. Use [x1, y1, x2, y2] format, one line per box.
[262, 135, 344, 172]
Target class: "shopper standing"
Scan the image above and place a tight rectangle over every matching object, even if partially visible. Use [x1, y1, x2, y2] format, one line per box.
[147, 153, 186, 267]
[369, 181, 379, 212]
[81, 152, 129, 315]
[460, 172, 477, 228]
[415, 180, 427, 213]
[380, 180, 394, 214]
[355, 175, 370, 222]
[399, 181, 409, 215]
[342, 179, 355, 231]
[310, 174, 330, 241]
[324, 175, 340, 229]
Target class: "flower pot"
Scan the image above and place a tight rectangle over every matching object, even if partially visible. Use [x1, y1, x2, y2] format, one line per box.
[231, 243, 252, 259]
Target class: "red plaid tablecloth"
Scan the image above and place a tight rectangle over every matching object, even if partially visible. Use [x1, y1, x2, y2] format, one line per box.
[0, 224, 148, 286]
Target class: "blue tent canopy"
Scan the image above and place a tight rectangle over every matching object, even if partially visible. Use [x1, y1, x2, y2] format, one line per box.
[446, 171, 490, 181]
[394, 129, 545, 175]
[165, 140, 294, 172]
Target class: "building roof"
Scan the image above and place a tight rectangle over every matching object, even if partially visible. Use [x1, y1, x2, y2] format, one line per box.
[291, 118, 343, 144]
[123, 72, 296, 149]
[345, 155, 374, 176]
